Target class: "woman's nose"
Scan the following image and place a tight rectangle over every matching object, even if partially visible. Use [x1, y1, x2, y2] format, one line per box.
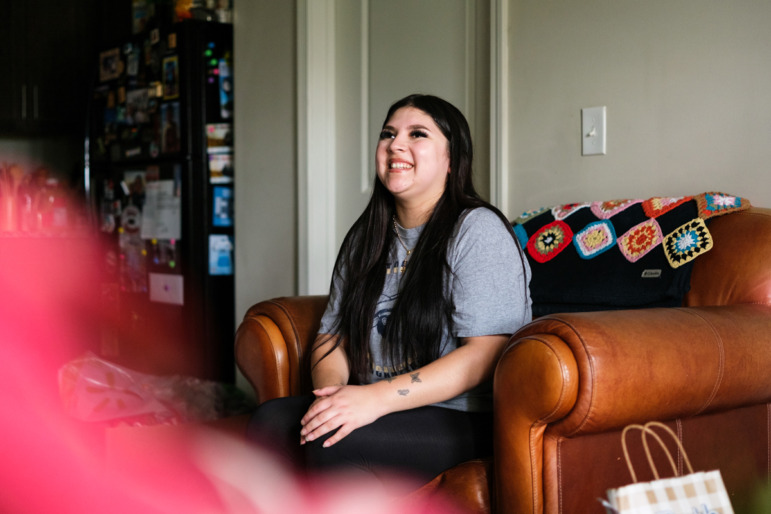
[389, 134, 407, 152]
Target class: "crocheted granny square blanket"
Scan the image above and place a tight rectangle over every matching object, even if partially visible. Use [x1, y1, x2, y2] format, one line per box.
[512, 192, 749, 316]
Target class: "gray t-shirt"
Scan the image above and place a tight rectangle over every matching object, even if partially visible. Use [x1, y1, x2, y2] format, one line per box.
[319, 207, 532, 412]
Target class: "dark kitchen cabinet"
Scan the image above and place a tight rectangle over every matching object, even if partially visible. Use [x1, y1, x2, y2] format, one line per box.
[0, 0, 97, 136]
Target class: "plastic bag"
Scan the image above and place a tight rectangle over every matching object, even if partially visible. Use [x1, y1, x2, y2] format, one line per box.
[59, 353, 253, 426]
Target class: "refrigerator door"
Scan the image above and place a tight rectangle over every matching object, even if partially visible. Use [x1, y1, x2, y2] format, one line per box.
[88, 20, 234, 382]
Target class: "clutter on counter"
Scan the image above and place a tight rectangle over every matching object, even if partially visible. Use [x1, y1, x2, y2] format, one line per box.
[0, 163, 90, 235]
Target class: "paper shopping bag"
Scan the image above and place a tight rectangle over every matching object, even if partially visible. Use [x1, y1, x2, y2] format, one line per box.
[602, 421, 734, 514]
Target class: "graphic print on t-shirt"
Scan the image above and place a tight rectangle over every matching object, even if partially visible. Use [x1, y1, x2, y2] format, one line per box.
[386, 257, 409, 275]
[370, 260, 413, 380]
[376, 258, 405, 335]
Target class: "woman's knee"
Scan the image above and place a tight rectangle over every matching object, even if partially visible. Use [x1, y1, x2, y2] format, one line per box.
[303, 428, 361, 472]
[247, 396, 312, 443]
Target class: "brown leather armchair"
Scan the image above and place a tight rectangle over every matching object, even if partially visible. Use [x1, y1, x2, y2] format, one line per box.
[235, 207, 771, 513]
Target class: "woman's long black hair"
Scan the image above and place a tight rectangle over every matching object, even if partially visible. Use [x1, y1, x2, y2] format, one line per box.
[321, 94, 520, 383]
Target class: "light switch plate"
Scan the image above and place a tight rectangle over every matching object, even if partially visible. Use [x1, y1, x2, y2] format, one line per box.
[582, 106, 606, 155]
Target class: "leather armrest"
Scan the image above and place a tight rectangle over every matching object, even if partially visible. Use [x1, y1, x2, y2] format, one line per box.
[493, 303, 771, 514]
[234, 295, 328, 403]
[493, 333, 579, 514]
[515, 304, 771, 436]
[502, 304, 771, 436]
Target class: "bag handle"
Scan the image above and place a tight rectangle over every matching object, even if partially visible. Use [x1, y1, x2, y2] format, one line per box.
[642, 422, 695, 477]
[621, 424, 677, 482]
[621, 421, 694, 483]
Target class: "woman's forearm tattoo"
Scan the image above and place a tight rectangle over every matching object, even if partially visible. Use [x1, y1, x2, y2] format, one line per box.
[389, 372, 423, 396]
[395, 372, 423, 396]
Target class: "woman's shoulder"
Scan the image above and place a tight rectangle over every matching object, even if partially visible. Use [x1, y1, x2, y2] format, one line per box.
[455, 206, 513, 236]
[448, 206, 524, 274]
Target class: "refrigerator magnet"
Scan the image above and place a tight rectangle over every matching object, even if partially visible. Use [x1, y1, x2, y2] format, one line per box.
[144, 39, 152, 65]
[149, 81, 161, 98]
[208, 152, 233, 183]
[212, 187, 233, 227]
[149, 273, 184, 305]
[161, 102, 181, 153]
[151, 239, 178, 269]
[119, 207, 148, 293]
[162, 56, 179, 100]
[218, 59, 233, 119]
[127, 51, 139, 77]
[145, 165, 160, 182]
[99, 48, 120, 82]
[100, 204, 116, 233]
[209, 235, 234, 276]
[206, 123, 233, 152]
[126, 88, 150, 124]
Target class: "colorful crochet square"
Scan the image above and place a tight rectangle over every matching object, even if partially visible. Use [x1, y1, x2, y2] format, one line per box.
[642, 196, 693, 218]
[663, 218, 713, 268]
[695, 192, 749, 219]
[513, 223, 529, 249]
[526, 220, 573, 263]
[618, 218, 663, 263]
[551, 203, 589, 220]
[590, 199, 642, 219]
[573, 220, 617, 259]
[514, 206, 548, 224]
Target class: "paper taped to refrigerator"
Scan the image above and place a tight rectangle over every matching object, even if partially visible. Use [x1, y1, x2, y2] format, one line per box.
[141, 180, 181, 240]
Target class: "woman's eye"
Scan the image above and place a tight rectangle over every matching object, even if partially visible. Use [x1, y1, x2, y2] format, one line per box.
[410, 130, 428, 138]
[379, 130, 395, 140]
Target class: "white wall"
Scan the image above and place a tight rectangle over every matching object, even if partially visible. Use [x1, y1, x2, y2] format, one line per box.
[233, 2, 297, 320]
[506, 0, 771, 217]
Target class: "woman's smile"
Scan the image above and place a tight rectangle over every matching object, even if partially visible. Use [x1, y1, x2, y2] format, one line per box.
[388, 161, 413, 170]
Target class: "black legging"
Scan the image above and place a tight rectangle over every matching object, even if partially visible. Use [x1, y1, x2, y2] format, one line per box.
[246, 395, 493, 482]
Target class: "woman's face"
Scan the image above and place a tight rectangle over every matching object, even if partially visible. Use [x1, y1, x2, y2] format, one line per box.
[376, 106, 450, 211]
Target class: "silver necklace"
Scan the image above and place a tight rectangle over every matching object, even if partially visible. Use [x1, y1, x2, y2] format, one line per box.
[392, 215, 414, 256]
[392, 215, 414, 274]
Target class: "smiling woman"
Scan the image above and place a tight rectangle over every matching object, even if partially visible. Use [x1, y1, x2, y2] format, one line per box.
[247, 94, 532, 484]
[375, 107, 451, 225]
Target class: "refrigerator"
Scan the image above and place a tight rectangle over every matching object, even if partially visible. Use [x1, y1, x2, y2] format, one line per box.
[87, 19, 235, 382]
